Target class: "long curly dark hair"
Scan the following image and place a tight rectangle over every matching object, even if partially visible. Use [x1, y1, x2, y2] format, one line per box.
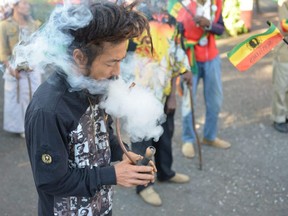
[69, 0, 152, 66]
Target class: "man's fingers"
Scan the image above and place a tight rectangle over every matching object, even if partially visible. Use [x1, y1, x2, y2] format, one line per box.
[122, 178, 152, 187]
[118, 172, 154, 187]
[115, 162, 156, 187]
[123, 152, 143, 162]
[148, 160, 157, 172]
[133, 164, 152, 172]
[128, 173, 155, 186]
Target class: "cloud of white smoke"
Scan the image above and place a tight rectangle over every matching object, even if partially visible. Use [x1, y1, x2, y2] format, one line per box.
[12, 1, 166, 142]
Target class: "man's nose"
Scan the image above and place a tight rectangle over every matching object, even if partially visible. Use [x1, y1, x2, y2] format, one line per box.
[111, 62, 121, 76]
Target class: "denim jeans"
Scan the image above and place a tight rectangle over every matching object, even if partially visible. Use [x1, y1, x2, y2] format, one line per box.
[181, 55, 223, 143]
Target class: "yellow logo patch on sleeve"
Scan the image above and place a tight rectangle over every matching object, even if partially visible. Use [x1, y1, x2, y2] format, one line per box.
[41, 154, 52, 164]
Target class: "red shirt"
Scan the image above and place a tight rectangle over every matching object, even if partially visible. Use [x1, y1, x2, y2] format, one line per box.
[177, 0, 224, 62]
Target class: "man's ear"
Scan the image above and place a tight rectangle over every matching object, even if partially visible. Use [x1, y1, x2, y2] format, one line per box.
[73, 49, 87, 68]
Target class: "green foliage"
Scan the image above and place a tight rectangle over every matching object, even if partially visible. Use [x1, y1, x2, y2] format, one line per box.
[222, 0, 248, 37]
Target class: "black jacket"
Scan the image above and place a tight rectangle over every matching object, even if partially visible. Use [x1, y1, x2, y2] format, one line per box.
[25, 70, 124, 215]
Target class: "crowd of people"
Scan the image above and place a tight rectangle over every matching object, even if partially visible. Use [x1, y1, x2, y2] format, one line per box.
[0, 0, 287, 215]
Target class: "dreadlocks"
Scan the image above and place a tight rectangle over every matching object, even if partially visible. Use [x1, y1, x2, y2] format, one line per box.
[69, 0, 152, 66]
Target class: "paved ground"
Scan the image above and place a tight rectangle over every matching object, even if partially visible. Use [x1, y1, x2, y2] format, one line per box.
[1, 1, 287, 216]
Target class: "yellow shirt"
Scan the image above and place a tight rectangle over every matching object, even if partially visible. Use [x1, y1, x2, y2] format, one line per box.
[130, 20, 189, 101]
[0, 17, 40, 62]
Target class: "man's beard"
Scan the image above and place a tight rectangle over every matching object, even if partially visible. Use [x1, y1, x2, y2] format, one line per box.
[66, 73, 118, 95]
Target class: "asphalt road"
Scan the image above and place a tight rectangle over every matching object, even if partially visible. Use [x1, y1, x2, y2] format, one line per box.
[0, 1, 287, 216]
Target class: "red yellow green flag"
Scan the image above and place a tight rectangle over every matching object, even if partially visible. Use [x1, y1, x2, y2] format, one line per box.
[227, 23, 283, 72]
[167, 0, 184, 19]
[281, 19, 288, 32]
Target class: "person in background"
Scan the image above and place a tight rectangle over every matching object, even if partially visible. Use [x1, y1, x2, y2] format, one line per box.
[0, 1, 13, 21]
[125, 1, 193, 206]
[177, 0, 231, 159]
[271, 0, 288, 133]
[25, 1, 156, 215]
[0, 0, 41, 138]
[0, 5, 5, 21]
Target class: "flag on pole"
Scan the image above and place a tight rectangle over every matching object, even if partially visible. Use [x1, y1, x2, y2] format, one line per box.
[227, 23, 283, 72]
[167, 0, 184, 19]
[281, 19, 288, 32]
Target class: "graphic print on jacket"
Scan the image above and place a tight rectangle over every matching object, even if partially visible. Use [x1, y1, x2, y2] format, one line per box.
[54, 102, 113, 216]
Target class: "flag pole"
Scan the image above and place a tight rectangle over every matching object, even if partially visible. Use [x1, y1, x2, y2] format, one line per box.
[283, 38, 288, 45]
[267, 20, 288, 45]
[188, 83, 202, 170]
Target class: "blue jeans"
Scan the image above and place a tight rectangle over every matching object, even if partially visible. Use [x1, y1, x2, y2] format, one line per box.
[181, 55, 223, 143]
